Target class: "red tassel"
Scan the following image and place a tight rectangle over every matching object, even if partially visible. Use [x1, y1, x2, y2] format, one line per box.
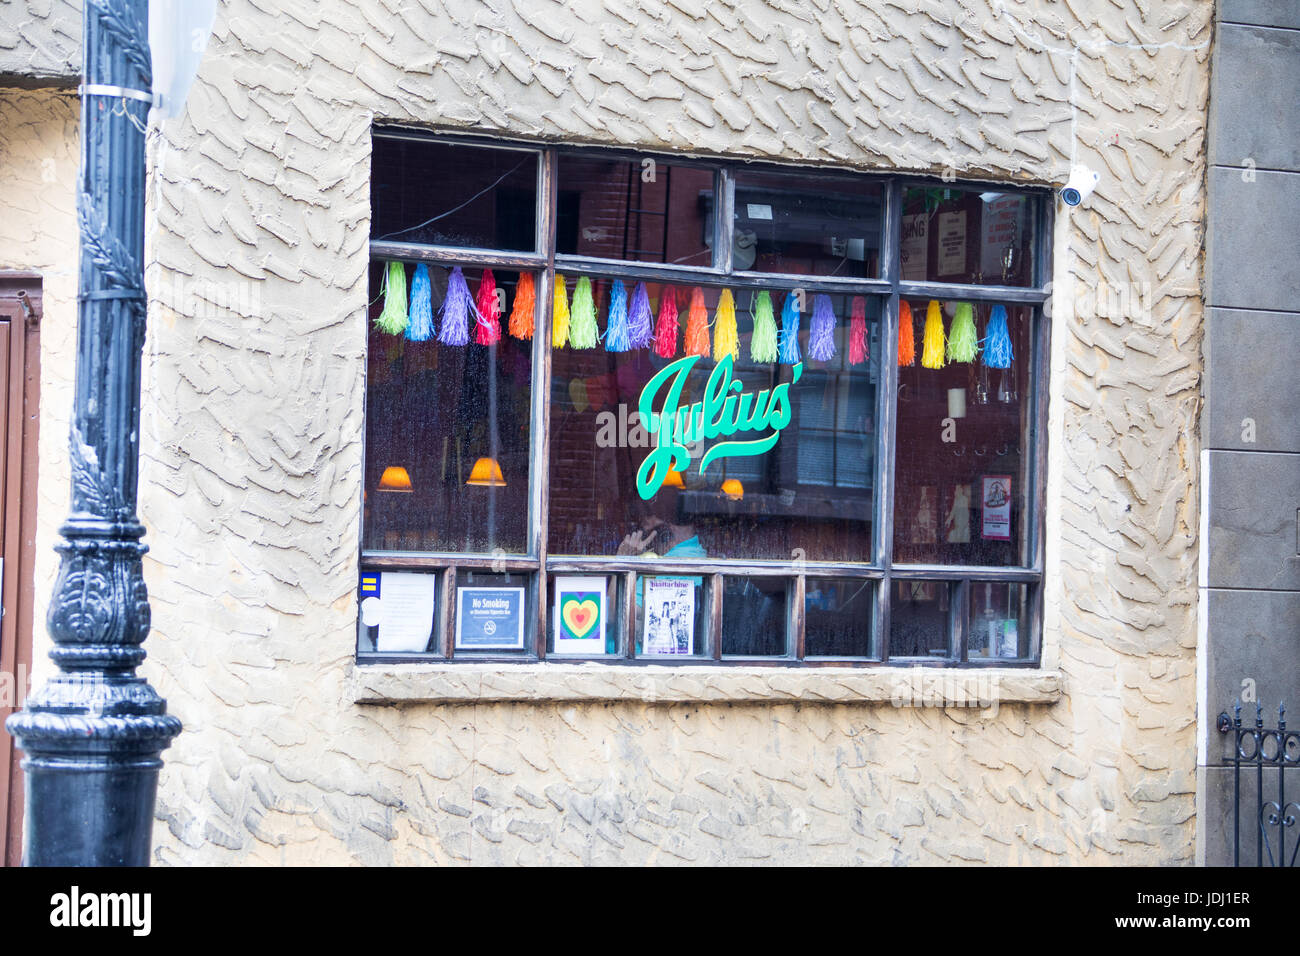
[684, 287, 710, 357]
[654, 284, 679, 358]
[475, 268, 501, 345]
[849, 296, 867, 365]
[897, 300, 915, 366]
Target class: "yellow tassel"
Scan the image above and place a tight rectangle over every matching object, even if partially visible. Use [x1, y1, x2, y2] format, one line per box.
[921, 299, 946, 369]
[712, 289, 738, 361]
[552, 274, 570, 349]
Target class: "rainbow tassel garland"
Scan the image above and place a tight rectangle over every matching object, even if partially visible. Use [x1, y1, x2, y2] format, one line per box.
[684, 287, 710, 357]
[751, 291, 778, 363]
[652, 284, 677, 358]
[898, 300, 915, 366]
[437, 266, 474, 346]
[713, 289, 738, 361]
[406, 263, 433, 342]
[849, 296, 868, 365]
[475, 268, 501, 345]
[809, 294, 836, 362]
[568, 276, 598, 349]
[946, 301, 978, 363]
[604, 280, 631, 352]
[376, 261, 409, 336]
[920, 300, 945, 369]
[983, 304, 1014, 368]
[509, 273, 535, 340]
[778, 292, 801, 364]
[628, 282, 654, 349]
[552, 275, 570, 349]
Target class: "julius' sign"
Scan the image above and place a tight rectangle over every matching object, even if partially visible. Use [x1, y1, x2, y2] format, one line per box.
[636, 354, 801, 499]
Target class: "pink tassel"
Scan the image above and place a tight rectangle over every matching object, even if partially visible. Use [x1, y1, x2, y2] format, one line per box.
[849, 296, 868, 365]
[652, 284, 678, 358]
[474, 268, 501, 345]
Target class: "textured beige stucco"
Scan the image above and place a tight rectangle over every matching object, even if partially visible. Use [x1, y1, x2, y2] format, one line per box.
[5, 0, 1209, 865]
[0, 0, 80, 82]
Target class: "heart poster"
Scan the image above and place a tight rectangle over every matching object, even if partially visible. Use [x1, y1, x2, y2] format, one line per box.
[554, 576, 607, 655]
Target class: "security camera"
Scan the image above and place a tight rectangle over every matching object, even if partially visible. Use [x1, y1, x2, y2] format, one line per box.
[1060, 165, 1099, 206]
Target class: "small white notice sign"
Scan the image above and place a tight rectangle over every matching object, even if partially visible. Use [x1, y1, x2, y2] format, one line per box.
[375, 572, 437, 652]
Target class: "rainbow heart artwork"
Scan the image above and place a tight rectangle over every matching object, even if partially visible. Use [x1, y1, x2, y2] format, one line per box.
[560, 594, 600, 640]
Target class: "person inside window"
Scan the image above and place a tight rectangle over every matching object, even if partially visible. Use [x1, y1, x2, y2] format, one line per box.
[616, 486, 706, 559]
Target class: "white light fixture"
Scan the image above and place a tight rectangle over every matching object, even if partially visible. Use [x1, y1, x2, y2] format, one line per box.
[149, 1, 218, 119]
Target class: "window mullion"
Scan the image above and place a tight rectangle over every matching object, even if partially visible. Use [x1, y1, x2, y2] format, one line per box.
[716, 167, 734, 274]
[532, 148, 558, 658]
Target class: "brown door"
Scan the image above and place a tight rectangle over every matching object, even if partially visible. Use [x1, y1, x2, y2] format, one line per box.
[0, 274, 41, 867]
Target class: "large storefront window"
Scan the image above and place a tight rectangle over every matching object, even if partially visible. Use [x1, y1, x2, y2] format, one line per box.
[359, 130, 1051, 665]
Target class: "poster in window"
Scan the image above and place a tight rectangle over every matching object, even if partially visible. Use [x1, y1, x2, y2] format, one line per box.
[981, 475, 1013, 541]
[945, 483, 971, 543]
[643, 578, 695, 656]
[912, 485, 938, 544]
[901, 213, 928, 281]
[456, 586, 526, 650]
[553, 576, 606, 655]
[360, 571, 437, 653]
[937, 211, 967, 276]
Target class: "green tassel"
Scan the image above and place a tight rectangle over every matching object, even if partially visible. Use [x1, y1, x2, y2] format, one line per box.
[568, 276, 599, 349]
[750, 291, 778, 363]
[375, 261, 409, 335]
[946, 301, 979, 363]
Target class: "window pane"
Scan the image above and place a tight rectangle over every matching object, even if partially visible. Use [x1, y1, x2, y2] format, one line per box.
[370, 137, 538, 251]
[732, 170, 882, 277]
[548, 574, 621, 656]
[889, 580, 952, 658]
[805, 578, 874, 657]
[356, 569, 440, 655]
[547, 281, 880, 562]
[636, 574, 707, 658]
[893, 301, 1032, 566]
[721, 577, 787, 657]
[557, 155, 714, 267]
[900, 187, 1036, 287]
[453, 570, 533, 654]
[363, 263, 533, 553]
[967, 581, 1031, 660]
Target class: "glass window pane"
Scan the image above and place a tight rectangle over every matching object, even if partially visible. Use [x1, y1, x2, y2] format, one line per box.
[356, 568, 440, 655]
[547, 281, 880, 562]
[889, 580, 952, 658]
[732, 170, 882, 278]
[636, 575, 707, 658]
[453, 570, 533, 654]
[805, 578, 874, 657]
[370, 137, 538, 251]
[967, 581, 1031, 661]
[893, 301, 1032, 566]
[363, 263, 533, 554]
[548, 574, 621, 656]
[721, 577, 787, 657]
[556, 155, 714, 267]
[900, 187, 1036, 287]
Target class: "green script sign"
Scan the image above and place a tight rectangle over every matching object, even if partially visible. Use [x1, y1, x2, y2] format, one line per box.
[636, 354, 802, 499]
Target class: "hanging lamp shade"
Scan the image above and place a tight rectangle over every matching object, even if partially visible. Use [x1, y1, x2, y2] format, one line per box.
[721, 478, 744, 500]
[663, 468, 685, 489]
[466, 457, 506, 487]
[378, 466, 413, 492]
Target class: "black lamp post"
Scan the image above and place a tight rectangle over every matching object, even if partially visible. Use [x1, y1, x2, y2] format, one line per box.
[4, 0, 181, 866]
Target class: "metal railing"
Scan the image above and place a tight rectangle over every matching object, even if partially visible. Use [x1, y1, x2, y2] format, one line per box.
[1218, 702, 1299, 867]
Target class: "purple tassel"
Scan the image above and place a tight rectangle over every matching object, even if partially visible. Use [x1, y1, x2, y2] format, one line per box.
[628, 282, 654, 349]
[809, 294, 836, 362]
[438, 266, 476, 346]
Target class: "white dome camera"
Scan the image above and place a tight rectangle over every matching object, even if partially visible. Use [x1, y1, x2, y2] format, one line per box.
[1060, 165, 1099, 206]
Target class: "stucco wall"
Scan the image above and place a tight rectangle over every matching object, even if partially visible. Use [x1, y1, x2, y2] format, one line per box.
[0, 0, 80, 83]
[18, 0, 1207, 865]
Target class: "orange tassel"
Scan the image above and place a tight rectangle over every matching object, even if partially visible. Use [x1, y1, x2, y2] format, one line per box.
[898, 300, 915, 366]
[509, 273, 535, 340]
[684, 287, 710, 357]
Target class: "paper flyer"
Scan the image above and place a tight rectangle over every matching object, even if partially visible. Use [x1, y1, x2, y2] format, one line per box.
[643, 578, 695, 656]
[554, 576, 606, 655]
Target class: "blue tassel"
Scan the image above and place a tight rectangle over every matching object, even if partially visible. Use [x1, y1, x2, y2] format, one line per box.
[778, 292, 801, 364]
[983, 305, 1014, 368]
[406, 264, 434, 341]
[604, 280, 631, 351]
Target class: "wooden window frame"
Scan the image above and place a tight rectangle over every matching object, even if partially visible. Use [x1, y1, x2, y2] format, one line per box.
[361, 129, 1053, 669]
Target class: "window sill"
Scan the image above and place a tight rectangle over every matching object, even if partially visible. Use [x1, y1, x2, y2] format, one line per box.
[346, 662, 1062, 706]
